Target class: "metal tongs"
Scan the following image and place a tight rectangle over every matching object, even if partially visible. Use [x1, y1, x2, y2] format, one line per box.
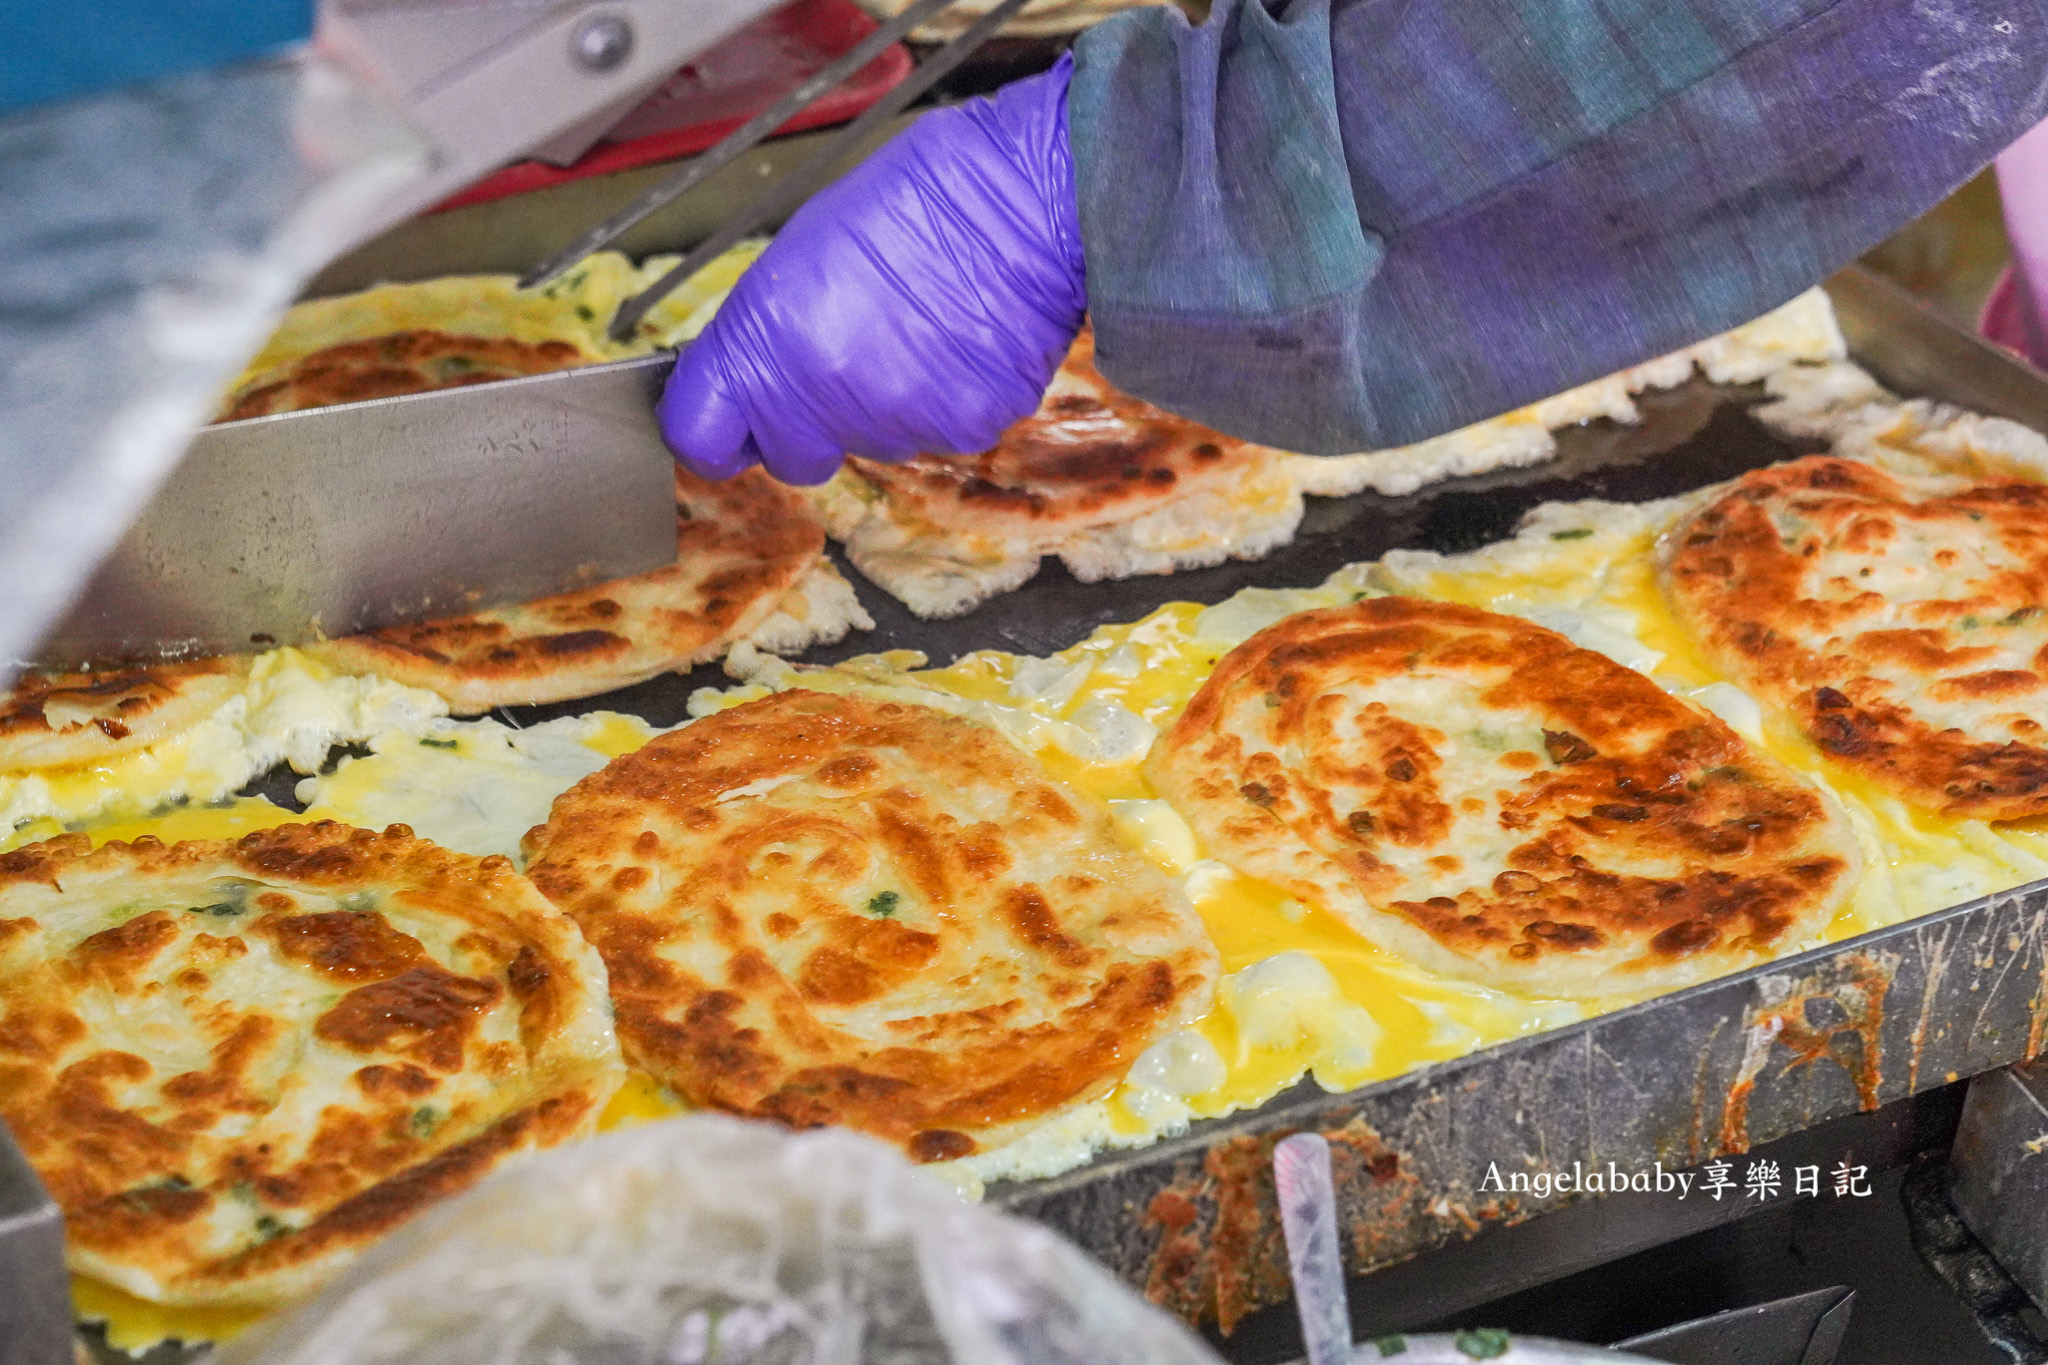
[520, 0, 1037, 340]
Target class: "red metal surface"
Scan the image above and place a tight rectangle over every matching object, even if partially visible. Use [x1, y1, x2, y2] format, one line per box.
[433, 0, 912, 213]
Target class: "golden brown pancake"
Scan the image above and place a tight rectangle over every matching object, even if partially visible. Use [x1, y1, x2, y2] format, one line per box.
[1661, 456, 2048, 819]
[522, 689, 1218, 1161]
[850, 327, 1273, 539]
[815, 326, 1301, 617]
[311, 469, 829, 714]
[1145, 597, 1858, 997]
[0, 821, 621, 1308]
[217, 331, 594, 420]
[0, 658, 251, 771]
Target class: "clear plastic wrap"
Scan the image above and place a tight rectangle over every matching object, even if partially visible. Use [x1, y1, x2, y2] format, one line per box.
[0, 52, 425, 675]
[212, 1114, 1226, 1365]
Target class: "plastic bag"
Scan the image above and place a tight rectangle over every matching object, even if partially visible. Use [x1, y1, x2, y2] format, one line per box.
[213, 1114, 1225, 1365]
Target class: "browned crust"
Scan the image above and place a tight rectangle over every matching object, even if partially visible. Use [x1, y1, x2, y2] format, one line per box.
[121, 1090, 600, 1300]
[217, 331, 593, 420]
[0, 658, 248, 772]
[523, 690, 1217, 1160]
[0, 821, 619, 1307]
[1662, 456, 2048, 819]
[849, 325, 1274, 536]
[1146, 598, 1855, 994]
[311, 468, 823, 713]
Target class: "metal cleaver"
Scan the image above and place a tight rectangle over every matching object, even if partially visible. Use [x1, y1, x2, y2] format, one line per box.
[30, 353, 680, 672]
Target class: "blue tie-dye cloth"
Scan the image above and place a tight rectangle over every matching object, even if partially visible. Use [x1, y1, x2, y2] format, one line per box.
[1068, 0, 2048, 454]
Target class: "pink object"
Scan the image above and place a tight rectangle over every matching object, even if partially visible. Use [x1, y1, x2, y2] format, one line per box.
[1984, 116, 2048, 367]
[431, 0, 912, 214]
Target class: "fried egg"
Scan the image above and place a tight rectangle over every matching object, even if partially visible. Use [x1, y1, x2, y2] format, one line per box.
[0, 651, 445, 847]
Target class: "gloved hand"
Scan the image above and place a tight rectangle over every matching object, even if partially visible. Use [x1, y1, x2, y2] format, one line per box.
[657, 55, 1086, 485]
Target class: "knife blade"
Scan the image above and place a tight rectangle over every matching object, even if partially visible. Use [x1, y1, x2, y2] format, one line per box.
[29, 352, 681, 672]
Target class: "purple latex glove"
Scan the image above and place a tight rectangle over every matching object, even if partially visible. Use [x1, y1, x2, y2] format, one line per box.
[658, 56, 1086, 485]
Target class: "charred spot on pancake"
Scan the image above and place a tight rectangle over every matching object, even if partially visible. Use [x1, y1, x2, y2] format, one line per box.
[1523, 920, 1601, 949]
[354, 1063, 437, 1099]
[1651, 919, 1720, 957]
[259, 910, 424, 983]
[315, 967, 499, 1071]
[1543, 730, 1596, 764]
[818, 753, 878, 787]
[910, 1130, 976, 1162]
[538, 630, 621, 657]
[74, 911, 180, 979]
[97, 1180, 214, 1236]
[1934, 669, 2042, 700]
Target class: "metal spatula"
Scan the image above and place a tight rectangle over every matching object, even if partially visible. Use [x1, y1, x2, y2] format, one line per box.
[30, 353, 680, 671]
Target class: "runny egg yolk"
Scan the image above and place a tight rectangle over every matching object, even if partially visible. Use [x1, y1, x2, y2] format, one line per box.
[23, 798, 305, 852]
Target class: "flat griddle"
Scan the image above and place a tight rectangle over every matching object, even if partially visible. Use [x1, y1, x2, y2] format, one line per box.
[222, 266, 2048, 1348]
[67, 263, 2048, 1363]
